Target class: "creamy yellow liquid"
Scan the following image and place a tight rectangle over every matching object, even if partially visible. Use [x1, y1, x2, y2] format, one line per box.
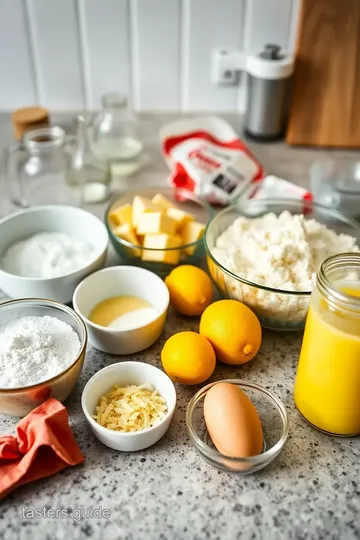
[89, 295, 156, 330]
[294, 284, 360, 435]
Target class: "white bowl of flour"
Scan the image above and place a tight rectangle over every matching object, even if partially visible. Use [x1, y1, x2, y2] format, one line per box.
[0, 205, 108, 303]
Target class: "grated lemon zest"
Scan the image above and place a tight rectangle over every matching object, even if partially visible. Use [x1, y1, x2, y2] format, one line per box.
[93, 383, 168, 432]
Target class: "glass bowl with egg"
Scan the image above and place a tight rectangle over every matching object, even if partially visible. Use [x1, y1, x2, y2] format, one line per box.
[205, 198, 360, 331]
[0, 298, 87, 417]
[186, 380, 288, 474]
[105, 187, 213, 277]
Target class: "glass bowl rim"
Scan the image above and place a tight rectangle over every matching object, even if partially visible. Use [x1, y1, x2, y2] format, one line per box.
[0, 297, 87, 393]
[204, 197, 360, 296]
[186, 379, 289, 466]
[23, 125, 66, 151]
[105, 187, 214, 252]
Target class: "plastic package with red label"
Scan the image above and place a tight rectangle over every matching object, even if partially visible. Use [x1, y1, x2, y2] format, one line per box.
[160, 116, 264, 205]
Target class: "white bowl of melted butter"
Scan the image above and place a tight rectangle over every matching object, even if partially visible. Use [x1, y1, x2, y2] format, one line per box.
[73, 266, 169, 354]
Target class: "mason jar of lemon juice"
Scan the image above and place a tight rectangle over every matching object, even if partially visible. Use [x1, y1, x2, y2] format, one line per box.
[294, 253, 360, 436]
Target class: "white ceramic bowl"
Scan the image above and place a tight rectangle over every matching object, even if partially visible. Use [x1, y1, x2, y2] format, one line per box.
[73, 266, 169, 354]
[81, 361, 176, 451]
[0, 205, 108, 304]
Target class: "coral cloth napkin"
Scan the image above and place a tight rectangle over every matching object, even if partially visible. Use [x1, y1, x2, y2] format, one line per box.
[0, 397, 84, 500]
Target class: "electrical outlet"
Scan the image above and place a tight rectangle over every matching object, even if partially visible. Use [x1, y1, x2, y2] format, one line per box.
[211, 49, 245, 86]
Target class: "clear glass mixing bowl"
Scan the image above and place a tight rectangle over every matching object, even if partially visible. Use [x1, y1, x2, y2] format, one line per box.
[205, 198, 360, 331]
[0, 298, 87, 417]
[105, 187, 213, 278]
[186, 380, 288, 474]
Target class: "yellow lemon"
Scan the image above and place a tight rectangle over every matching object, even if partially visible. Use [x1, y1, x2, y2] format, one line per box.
[165, 265, 213, 316]
[199, 299, 262, 365]
[161, 331, 216, 385]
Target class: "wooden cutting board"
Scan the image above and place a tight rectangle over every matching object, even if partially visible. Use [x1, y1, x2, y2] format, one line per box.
[286, 0, 360, 147]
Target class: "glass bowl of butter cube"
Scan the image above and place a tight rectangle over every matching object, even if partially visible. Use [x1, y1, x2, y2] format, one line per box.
[105, 187, 213, 276]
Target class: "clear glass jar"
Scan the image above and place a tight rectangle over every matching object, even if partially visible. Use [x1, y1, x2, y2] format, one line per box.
[2, 126, 80, 207]
[91, 92, 143, 176]
[66, 114, 111, 204]
[294, 253, 360, 436]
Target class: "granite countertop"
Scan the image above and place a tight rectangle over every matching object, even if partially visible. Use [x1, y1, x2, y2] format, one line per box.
[0, 113, 360, 540]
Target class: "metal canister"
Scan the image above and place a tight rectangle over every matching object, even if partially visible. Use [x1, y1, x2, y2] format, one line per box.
[244, 44, 294, 141]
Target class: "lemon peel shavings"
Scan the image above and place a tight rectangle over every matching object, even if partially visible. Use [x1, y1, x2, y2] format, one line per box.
[93, 383, 168, 432]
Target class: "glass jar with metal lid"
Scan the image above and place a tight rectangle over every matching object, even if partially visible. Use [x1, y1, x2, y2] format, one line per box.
[294, 253, 360, 436]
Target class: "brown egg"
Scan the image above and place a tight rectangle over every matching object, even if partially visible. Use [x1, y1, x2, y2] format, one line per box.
[203, 382, 263, 458]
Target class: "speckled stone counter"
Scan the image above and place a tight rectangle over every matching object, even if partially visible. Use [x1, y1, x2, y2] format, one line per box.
[0, 113, 360, 540]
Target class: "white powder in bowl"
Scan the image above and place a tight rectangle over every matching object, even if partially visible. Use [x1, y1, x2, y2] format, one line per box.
[1, 232, 96, 278]
[0, 315, 81, 388]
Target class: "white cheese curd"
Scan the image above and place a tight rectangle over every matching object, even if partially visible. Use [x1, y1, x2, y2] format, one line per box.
[211, 211, 359, 324]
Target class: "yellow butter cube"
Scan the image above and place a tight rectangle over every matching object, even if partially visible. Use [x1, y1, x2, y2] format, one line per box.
[141, 234, 182, 264]
[137, 211, 177, 236]
[152, 193, 175, 210]
[109, 203, 132, 227]
[181, 221, 205, 256]
[132, 196, 162, 227]
[113, 223, 141, 257]
[166, 207, 194, 232]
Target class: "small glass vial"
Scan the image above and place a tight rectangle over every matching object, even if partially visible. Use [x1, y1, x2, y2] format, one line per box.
[294, 253, 360, 436]
[66, 114, 110, 204]
[91, 92, 143, 176]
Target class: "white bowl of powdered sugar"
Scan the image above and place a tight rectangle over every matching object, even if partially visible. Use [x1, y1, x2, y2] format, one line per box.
[0, 205, 108, 303]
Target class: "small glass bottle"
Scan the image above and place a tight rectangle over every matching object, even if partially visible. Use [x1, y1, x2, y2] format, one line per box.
[91, 92, 143, 176]
[294, 253, 360, 436]
[66, 114, 111, 204]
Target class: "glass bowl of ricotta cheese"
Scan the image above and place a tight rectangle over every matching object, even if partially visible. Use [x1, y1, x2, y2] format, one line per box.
[205, 198, 360, 331]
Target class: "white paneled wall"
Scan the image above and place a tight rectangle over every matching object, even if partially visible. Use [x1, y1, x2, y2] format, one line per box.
[182, 0, 245, 111]
[78, 0, 131, 109]
[131, 0, 182, 110]
[0, 0, 300, 112]
[27, 0, 84, 108]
